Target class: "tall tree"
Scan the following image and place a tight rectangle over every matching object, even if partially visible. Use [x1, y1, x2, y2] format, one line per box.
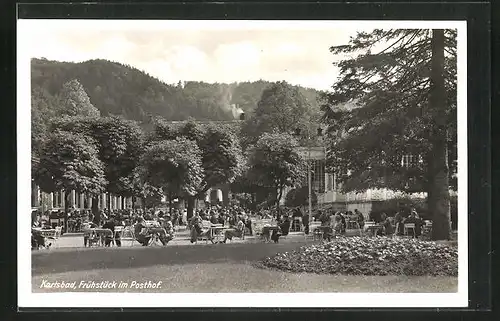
[168, 121, 243, 219]
[31, 86, 59, 156]
[241, 81, 317, 146]
[321, 29, 456, 240]
[33, 131, 107, 220]
[140, 137, 204, 215]
[249, 132, 305, 209]
[58, 79, 100, 117]
[285, 186, 318, 208]
[51, 115, 144, 220]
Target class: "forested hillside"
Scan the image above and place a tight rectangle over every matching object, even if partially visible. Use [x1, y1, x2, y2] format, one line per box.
[31, 58, 324, 123]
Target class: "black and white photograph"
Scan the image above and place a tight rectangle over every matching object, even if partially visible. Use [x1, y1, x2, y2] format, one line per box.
[17, 19, 467, 308]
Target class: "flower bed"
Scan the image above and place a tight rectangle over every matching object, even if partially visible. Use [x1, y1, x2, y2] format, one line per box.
[259, 237, 458, 276]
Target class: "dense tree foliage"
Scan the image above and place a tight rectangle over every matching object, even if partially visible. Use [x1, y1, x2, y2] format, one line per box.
[31, 87, 59, 156]
[139, 137, 204, 213]
[199, 123, 243, 190]
[58, 79, 100, 117]
[149, 119, 243, 217]
[285, 186, 318, 208]
[322, 29, 456, 240]
[249, 132, 305, 209]
[50, 116, 144, 219]
[241, 81, 319, 146]
[33, 130, 107, 213]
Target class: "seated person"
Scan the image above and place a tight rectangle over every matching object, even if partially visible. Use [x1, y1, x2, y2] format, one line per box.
[270, 226, 282, 243]
[160, 215, 175, 244]
[322, 226, 334, 241]
[394, 211, 404, 235]
[228, 215, 236, 227]
[318, 210, 329, 226]
[31, 229, 48, 249]
[331, 213, 343, 235]
[189, 215, 206, 243]
[279, 216, 291, 236]
[302, 213, 310, 235]
[261, 224, 272, 242]
[102, 218, 116, 247]
[134, 217, 152, 246]
[210, 212, 219, 225]
[402, 212, 422, 237]
[218, 213, 225, 226]
[244, 217, 253, 236]
[223, 218, 246, 243]
[380, 213, 394, 236]
[354, 209, 365, 229]
[340, 213, 347, 233]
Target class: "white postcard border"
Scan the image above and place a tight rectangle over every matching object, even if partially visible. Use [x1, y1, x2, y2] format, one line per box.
[17, 19, 468, 308]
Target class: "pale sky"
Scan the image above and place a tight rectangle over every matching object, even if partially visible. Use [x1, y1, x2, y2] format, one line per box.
[20, 20, 461, 91]
[20, 20, 373, 91]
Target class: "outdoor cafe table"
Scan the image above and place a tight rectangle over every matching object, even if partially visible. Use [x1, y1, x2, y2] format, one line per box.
[145, 226, 167, 246]
[365, 224, 383, 237]
[209, 225, 226, 243]
[32, 227, 56, 238]
[83, 228, 113, 246]
[313, 226, 333, 240]
[261, 225, 279, 242]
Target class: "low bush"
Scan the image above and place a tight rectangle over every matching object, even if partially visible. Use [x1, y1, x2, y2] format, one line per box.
[259, 237, 458, 276]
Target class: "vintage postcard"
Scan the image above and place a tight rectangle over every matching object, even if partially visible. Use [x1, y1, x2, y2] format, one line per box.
[17, 19, 468, 308]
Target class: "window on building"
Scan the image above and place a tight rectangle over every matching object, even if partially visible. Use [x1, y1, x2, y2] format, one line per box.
[401, 154, 420, 168]
[75, 191, 81, 208]
[311, 160, 326, 193]
[53, 191, 61, 208]
[326, 173, 333, 191]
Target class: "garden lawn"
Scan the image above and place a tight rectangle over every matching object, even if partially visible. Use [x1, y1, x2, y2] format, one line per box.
[32, 242, 457, 293]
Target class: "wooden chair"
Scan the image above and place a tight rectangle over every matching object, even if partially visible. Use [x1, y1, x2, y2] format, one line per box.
[120, 226, 136, 246]
[404, 223, 416, 238]
[44, 226, 62, 248]
[421, 222, 433, 240]
[113, 226, 123, 246]
[307, 222, 322, 241]
[194, 220, 212, 244]
[347, 220, 363, 236]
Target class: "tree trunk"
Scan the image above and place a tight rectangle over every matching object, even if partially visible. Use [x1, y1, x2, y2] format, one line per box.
[429, 29, 451, 240]
[131, 196, 136, 210]
[92, 196, 100, 223]
[222, 185, 230, 207]
[168, 192, 173, 216]
[63, 191, 71, 233]
[108, 194, 112, 210]
[187, 196, 195, 221]
[276, 186, 283, 211]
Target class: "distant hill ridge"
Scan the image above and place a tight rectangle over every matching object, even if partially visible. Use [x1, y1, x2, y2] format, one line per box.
[31, 58, 324, 122]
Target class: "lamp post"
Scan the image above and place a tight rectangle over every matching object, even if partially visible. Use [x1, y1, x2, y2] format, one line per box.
[295, 126, 322, 224]
[307, 143, 312, 224]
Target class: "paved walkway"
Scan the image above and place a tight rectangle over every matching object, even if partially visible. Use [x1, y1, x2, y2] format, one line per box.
[48, 227, 309, 249]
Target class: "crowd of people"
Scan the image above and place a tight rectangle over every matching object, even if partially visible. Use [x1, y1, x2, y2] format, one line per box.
[31, 201, 428, 250]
